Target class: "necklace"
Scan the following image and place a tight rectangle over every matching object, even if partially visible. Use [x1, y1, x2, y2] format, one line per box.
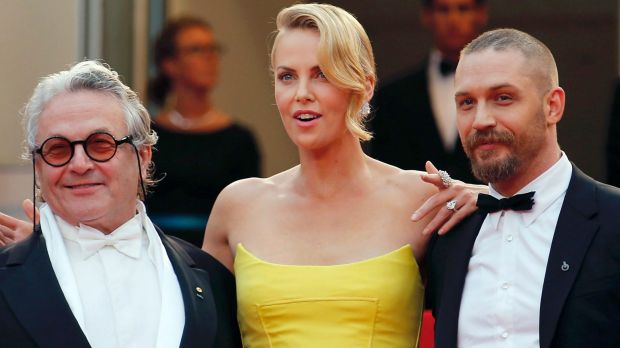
[167, 109, 214, 130]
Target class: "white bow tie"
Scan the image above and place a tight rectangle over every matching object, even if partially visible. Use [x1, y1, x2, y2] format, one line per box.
[76, 222, 142, 259]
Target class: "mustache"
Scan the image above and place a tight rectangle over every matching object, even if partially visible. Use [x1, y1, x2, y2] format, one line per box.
[466, 130, 514, 149]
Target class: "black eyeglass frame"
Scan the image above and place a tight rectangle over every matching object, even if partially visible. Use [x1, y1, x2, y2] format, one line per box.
[30, 131, 148, 235]
[33, 132, 133, 167]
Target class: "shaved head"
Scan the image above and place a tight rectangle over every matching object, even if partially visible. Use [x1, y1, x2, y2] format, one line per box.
[461, 28, 558, 95]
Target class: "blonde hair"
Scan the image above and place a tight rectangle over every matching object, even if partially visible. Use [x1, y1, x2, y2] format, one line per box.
[271, 3, 376, 141]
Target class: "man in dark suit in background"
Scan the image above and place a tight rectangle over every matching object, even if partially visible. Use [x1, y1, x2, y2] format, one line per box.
[427, 28, 620, 348]
[0, 61, 240, 348]
[369, 0, 487, 183]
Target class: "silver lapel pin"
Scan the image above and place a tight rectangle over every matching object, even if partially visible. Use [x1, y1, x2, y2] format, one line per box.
[561, 261, 570, 272]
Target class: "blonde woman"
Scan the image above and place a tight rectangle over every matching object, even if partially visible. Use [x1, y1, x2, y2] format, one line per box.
[202, 3, 483, 347]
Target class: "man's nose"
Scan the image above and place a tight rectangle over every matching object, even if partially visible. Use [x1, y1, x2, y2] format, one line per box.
[472, 103, 496, 130]
[67, 145, 94, 173]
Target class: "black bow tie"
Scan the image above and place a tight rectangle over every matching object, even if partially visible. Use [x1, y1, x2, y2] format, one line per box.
[476, 192, 535, 214]
[439, 59, 456, 76]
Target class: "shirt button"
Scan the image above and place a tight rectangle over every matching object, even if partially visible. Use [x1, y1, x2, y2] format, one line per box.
[501, 282, 510, 290]
[501, 331, 509, 339]
[506, 234, 513, 242]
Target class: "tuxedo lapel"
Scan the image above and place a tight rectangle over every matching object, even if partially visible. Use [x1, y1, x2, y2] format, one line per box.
[434, 213, 486, 348]
[0, 231, 90, 347]
[160, 234, 218, 348]
[539, 166, 599, 348]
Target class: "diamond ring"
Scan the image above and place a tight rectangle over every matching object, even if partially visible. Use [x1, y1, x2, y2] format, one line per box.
[446, 200, 458, 211]
[438, 170, 453, 188]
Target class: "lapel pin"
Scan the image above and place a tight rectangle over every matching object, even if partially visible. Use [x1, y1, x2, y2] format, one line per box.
[561, 261, 570, 272]
[195, 286, 204, 300]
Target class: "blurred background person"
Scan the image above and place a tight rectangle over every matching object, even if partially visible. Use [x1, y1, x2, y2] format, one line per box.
[147, 17, 261, 247]
[369, 0, 488, 184]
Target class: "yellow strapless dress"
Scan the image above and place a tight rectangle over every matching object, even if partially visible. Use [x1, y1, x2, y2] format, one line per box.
[234, 244, 424, 348]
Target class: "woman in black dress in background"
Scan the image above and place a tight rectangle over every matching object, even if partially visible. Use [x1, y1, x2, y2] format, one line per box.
[148, 17, 261, 246]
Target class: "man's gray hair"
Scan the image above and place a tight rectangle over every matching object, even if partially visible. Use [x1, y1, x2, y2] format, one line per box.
[23, 60, 158, 195]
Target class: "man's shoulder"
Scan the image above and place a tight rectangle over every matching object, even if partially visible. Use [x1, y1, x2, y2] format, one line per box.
[161, 233, 234, 280]
[570, 164, 620, 205]
[0, 230, 41, 268]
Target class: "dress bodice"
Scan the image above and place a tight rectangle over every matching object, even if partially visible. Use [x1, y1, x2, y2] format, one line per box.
[234, 244, 424, 348]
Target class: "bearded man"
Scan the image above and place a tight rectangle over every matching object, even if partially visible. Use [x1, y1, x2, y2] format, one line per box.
[426, 28, 620, 348]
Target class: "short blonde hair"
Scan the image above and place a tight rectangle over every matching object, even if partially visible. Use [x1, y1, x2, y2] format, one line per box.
[271, 3, 376, 141]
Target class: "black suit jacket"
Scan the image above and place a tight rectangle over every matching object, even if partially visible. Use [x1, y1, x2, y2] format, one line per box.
[426, 165, 620, 348]
[369, 63, 478, 183]
[0, 226, 241, 348]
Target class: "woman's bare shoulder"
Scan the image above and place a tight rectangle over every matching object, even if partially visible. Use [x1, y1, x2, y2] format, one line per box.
[216, 166, 297, 206]
[369, 158, 436, 196]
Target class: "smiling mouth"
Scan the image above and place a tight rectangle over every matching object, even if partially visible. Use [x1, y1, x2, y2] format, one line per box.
[66, 183, 101, 189]
[295, 113, 321, 122]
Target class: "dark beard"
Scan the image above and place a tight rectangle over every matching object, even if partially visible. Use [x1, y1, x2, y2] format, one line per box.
[464, 130, 521, 183]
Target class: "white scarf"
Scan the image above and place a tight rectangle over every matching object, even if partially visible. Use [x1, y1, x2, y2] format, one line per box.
[39, 202, 185, 348]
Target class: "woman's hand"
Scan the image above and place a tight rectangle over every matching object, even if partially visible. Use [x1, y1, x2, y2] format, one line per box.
[0, 199, 37, 246]
[411, 161, 487, 235]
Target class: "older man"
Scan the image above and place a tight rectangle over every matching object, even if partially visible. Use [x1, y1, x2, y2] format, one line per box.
[427, 29, 620, 348]
[0, 61, 240, 347]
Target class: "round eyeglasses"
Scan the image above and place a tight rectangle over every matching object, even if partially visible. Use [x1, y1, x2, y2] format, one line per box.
[34, 132, 134, 167]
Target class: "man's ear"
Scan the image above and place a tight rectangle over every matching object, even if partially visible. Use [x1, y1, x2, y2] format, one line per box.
[545, 86, 565, 125]
[139, 145, 152, 178]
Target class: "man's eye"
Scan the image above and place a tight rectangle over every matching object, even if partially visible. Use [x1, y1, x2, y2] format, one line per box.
[460, 98, 474, 107]
[497, 94, 512, 102]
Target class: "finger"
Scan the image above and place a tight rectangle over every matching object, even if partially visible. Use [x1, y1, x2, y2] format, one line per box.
[22, 199, 37, 224]
[412, 191, 444, 221]
[437, 201, 478, 235]
[0, 224, 16, 240]
[422, 206, 454, 235]
[412, 186, 462, 221]
[0, 226, 15, 245]
[425, 161, 439, 174]
[0, 211, 20, 230]
[420, 173, 446, 190]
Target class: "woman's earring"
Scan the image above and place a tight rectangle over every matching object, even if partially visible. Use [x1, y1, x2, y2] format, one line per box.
[360, 102, 371, 117]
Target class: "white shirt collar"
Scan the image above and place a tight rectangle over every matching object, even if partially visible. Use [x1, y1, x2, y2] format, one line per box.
[428, 49, 454, 80]
[487, 152, 572, 226]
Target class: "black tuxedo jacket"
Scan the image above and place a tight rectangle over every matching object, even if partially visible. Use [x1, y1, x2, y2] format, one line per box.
[0, 226, 241, 348]
[426, 165, 620, 348]
[369, 63, 478, 184]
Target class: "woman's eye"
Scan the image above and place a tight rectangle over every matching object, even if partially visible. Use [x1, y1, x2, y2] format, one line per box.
[317, 71, 326, 79]
[278, 73, 294, 81]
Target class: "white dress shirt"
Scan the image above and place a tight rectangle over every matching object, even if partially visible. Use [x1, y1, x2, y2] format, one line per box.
[458, 153, 572, 347]
[427, 49, 458, 151]
[57, 214, 161, 348]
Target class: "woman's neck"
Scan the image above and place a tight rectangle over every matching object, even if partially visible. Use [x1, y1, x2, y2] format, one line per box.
[173, 85, 211, 118]
[296, 135, 371, 198]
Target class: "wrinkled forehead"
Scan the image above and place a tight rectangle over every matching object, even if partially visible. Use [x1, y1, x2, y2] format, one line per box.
[36, 90, 127, 142]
